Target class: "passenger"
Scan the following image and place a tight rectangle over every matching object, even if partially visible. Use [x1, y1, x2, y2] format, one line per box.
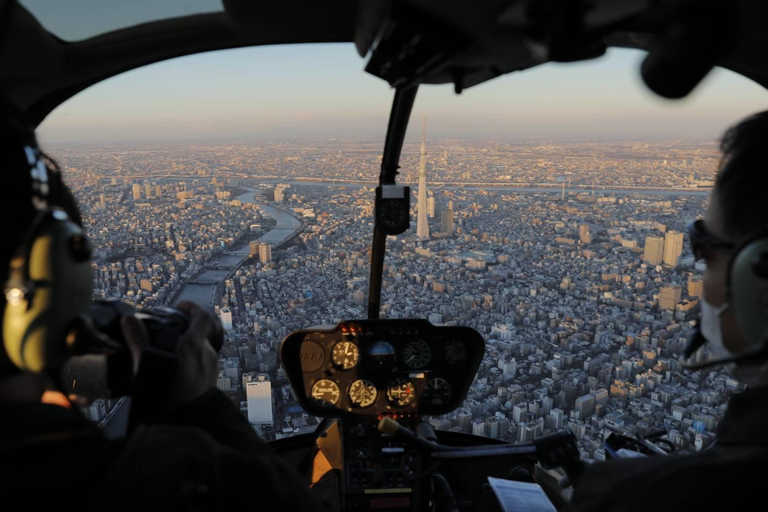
[570, 111, 768, 511]
[0, 99, 330, 511]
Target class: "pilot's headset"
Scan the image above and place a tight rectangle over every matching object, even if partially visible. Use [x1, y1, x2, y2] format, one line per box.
[0, 97, 93, 375]
[725, 228, 768, 360]
[685, 225, 768, 369]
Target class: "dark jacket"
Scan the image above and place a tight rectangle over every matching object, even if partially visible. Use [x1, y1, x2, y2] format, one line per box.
[0, 389, 330, 512]
[570, 386, 768, 511]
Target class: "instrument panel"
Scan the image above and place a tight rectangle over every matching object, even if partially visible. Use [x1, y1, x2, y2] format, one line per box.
[280, 319, 484, 417]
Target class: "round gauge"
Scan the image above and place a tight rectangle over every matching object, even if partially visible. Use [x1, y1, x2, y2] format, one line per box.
[332, 341, 359, 370]
[445, 339, 468, 364]
[368, 341, 397, 368]
[310, 379, 341, 406]
[423, 378, 452, 407]
[402, 340, 431, 369]
[387, 379, 416, 407]
[349, 379, 378, 408]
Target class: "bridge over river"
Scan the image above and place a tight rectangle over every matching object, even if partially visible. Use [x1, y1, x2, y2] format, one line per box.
[175, 190, 303, 306]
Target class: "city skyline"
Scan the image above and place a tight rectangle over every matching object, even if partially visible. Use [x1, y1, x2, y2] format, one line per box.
[69, 136, 734, 456]
[36, 45, 768, 146]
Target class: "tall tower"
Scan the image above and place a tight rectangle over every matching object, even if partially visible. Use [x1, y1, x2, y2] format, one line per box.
[417, 117, 430, 239]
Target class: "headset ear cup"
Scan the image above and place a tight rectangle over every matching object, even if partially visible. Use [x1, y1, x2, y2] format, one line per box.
[728, 229, 768, 349]
[3, 208, 92, 373]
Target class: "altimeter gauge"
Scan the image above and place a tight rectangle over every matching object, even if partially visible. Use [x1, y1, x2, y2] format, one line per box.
[402, 340, 431, 369]
[349, 379, 378, 408]
[387, 379, 416, 407]
[332, 341, 359, 370]
[311, 379, 341, 406]
[423, 378, 452, 407]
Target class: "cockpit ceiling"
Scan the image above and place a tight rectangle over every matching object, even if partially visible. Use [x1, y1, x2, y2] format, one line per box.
[2, 0, 768, 127]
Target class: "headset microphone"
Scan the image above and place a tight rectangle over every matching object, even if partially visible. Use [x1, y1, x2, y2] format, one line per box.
[682, 323, 706, 361]
[681, 340, 768, 370]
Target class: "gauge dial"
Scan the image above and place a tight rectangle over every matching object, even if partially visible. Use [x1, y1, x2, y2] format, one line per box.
[423, 378, 452, 407]
[311, 379, 341, 406]
[445, 339, 468, 364]
[332, 341, 359, 370]
[402, 340, 431, 368]
[387, 379, 416, 407]
[349, 379, 378, 408]
[368, 341, 396, 368]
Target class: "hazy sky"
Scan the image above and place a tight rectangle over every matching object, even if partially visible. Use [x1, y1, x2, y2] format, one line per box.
[36, 43, 768, 146]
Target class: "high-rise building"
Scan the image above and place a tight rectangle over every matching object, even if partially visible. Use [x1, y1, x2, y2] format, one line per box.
[663, 231, 684, 267]
[416, 117, 430, 240]
[145, 182, 152, 199]
[244, 373, 273, 427]
[274, 184, 288, 202]
[249, 240, 260, 258]
[593, 388, 609, 407]
[427, 195, 435, 218]
[219, 308, 233, 331]
[440, 205, 454, 234]
[575, 394, 595, 420]
[132, 183, 141, 200]
[512, 403, 527, 423]
[259, 243, 272, 263]
[643, 236, 665, 265]
[579, 224, 592, 244]
[484, 417, 500, 439]
[156, 185, 162, 198]
[457, 409, 473, 432]
[688, 275, 703, 298]
[550, 408, 564, 430]
[99, 194, 106, 208]
[216, 371, 232, 392]
[659, 285, 682, 311]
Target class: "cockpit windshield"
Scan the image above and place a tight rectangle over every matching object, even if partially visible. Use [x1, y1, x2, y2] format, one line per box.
[41, 44, 767, 454]
[18, 0, 223, 41]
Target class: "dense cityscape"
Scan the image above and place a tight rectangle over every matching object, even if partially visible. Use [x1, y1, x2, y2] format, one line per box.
[56, 137, 740, 463]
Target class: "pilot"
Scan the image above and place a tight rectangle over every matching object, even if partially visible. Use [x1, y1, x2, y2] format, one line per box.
[570, 111, 768, 511]
[0, 97, 331, 511]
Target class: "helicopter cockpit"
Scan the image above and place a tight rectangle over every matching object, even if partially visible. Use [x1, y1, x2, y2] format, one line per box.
[4, 0, 768, 511]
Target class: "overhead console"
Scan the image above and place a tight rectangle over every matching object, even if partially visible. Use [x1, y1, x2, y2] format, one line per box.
[280, 319, 484, 419]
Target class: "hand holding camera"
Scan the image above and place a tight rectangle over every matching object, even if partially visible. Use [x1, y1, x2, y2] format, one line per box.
[121, 301, 222, 408]
[63, 299, 224, 421]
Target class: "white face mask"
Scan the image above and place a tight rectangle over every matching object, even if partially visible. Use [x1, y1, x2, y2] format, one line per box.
[700, 295, 768, 388]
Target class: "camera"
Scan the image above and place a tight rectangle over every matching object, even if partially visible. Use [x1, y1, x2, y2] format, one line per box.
[64, 299, 223, 399]
[89, 299, 223, 354]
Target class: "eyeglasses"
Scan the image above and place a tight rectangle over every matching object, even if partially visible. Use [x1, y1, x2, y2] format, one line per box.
[685, 219, 736, 262]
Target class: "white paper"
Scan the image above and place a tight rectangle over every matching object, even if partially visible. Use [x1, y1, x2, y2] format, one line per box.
[487, 476, 557, 512]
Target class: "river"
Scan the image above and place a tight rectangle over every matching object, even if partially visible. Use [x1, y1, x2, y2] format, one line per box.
[175, 190, 302, 305]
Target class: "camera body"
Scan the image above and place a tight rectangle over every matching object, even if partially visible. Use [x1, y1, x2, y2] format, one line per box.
[64, 300, 223, 399]
[90, 300, 197, 353]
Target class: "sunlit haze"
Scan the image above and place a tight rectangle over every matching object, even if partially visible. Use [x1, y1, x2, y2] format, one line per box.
[37, 45, 768, 146]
